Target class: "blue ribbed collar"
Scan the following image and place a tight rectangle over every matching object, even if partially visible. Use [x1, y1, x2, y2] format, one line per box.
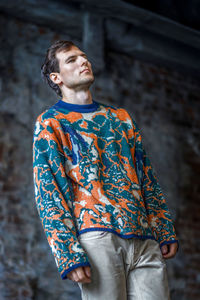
[52, 99, 100, 113]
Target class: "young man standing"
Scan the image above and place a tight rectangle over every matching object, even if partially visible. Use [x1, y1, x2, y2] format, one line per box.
[33, 40, 179, 299]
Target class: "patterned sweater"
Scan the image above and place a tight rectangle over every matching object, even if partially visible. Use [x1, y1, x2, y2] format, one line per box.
[32, 99, 179, 280]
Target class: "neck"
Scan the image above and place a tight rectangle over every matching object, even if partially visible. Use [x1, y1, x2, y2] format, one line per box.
[61, 89, 93, 105]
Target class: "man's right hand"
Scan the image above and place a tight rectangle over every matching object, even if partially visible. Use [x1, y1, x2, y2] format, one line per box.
[67, 266, 91, 283]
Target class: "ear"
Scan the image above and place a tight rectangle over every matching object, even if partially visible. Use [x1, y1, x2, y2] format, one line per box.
[49, 72, 62, 85]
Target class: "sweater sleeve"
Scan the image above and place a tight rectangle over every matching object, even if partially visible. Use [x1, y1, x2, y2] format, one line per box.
[32, 116, 91, 280]
[124, 110, 179, 250]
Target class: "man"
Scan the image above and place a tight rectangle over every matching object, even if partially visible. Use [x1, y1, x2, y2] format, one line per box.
[33, 40, 179, 299]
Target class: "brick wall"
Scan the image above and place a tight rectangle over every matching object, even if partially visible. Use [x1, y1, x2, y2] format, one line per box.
[0, 9, 199, 300]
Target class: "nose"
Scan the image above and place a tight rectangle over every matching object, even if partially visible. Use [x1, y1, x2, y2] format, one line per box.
[80, 56, 88, 66]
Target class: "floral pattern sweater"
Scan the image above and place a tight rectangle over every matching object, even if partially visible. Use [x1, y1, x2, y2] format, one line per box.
[32, 99, 179, 280]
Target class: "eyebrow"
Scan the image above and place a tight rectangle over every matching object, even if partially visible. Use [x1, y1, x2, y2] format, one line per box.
[65, 53, 87, 62]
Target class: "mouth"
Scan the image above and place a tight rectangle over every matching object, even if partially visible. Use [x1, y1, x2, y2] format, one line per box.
[81, 69, 90, 74]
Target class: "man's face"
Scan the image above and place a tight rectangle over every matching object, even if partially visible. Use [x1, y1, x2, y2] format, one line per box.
[52, 46, 94, 91]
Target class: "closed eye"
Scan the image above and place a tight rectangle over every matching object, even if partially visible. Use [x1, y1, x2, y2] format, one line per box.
[66, 54, 88, 63]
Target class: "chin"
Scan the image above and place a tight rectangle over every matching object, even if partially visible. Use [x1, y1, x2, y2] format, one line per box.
[82, 76, 95, 85]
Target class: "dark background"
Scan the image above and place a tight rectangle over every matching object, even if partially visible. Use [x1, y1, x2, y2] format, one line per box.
[0, 1, 199, 299]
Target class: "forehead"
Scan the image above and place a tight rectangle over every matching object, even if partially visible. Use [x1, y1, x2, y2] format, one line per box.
[56, 46, 85, 63]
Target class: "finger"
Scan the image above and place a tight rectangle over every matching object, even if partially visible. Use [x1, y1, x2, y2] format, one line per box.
[67, 268, 91, 283]
[162, 243, 177, 259]
[161, 244, 168, 255]
[68, 271, 79, 282]
[67, 272, 73, 280]
[84, 266, 91, 278]
[75, 268, 91, 283]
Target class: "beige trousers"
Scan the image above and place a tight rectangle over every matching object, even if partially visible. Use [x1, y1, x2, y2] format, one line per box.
[77, 231, 170, 300]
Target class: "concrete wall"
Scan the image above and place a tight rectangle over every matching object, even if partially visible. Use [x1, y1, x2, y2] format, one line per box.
[0, 6, 199, 300]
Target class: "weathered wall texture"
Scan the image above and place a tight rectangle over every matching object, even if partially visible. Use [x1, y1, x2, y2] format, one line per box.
[0, 7, 199, 300]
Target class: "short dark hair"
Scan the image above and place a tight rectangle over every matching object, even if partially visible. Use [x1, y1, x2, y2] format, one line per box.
[41, 40, 77, 97]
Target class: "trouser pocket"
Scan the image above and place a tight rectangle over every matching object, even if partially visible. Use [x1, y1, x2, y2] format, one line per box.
[78, 230, 110, 241]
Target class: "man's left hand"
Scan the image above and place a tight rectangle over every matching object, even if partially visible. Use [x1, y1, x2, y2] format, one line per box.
[161, 242, 178, 259]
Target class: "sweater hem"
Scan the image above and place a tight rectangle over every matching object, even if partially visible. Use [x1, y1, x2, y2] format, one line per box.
[77, 227, 156, 241]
